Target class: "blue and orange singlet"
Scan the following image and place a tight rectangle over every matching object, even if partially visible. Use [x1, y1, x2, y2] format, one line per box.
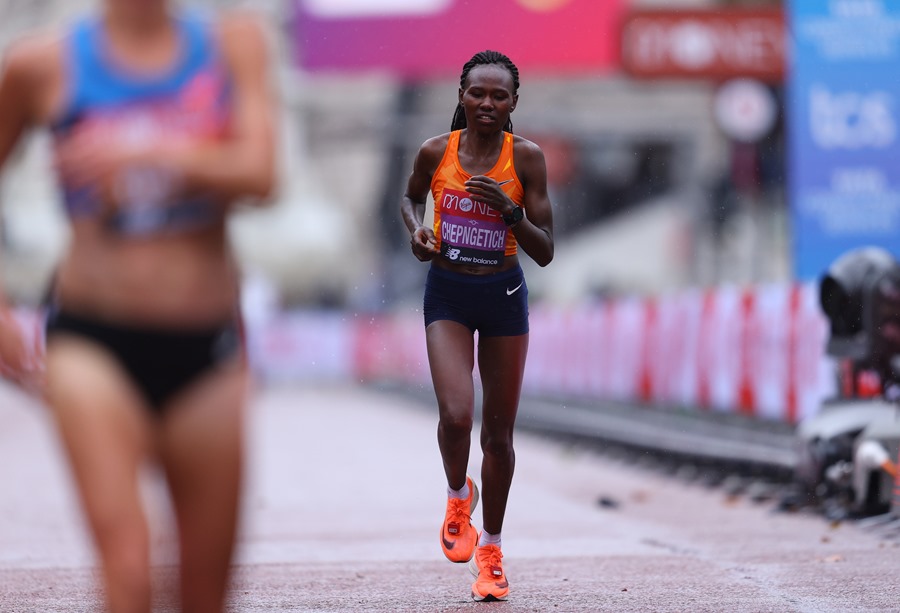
[430, 130, 524, 267]
[51, 12, 231, 235]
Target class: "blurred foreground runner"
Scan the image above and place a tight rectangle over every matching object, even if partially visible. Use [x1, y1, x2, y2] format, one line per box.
[0, 0, 275, 610]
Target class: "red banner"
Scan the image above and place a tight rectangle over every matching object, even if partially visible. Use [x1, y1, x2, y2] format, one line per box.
[620, 9, 785, 82]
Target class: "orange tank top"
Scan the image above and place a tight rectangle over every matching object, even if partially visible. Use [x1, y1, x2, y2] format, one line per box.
[430, 130, 524, 266]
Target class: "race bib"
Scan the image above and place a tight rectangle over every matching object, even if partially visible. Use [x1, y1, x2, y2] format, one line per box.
[438, 188, 507, 266]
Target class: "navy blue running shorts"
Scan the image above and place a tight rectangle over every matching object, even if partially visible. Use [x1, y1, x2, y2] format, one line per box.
[423, 264, 529, 337]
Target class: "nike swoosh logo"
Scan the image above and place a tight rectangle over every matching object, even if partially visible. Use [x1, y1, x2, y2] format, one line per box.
[442, 535, 455, 550]
[506, 282, 524, 296]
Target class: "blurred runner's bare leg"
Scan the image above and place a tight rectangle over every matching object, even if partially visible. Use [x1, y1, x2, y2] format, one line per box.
[44, 337, 155, 613]
[160, 359, 247, 613]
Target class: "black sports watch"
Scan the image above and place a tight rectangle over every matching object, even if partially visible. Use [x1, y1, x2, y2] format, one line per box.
[502, 205, 524, 227]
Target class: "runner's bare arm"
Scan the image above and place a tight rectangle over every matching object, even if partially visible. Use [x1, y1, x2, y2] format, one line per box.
[401, 136, 446, 261]
[509, 138, 554, 266]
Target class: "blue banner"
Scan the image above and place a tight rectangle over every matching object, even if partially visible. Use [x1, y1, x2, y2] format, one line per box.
[788, 0, 900, 279]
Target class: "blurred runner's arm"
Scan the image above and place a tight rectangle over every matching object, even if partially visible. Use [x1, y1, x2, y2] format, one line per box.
[163, 12, 277, 203]
[0, 34, 58, 173]
[0, 39, 52, 388]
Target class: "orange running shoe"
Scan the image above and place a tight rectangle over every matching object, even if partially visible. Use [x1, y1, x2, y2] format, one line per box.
[469, 542, 509, 601]
[439, 476, 479, 563]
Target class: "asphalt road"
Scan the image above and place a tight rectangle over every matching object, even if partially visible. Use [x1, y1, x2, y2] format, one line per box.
[0, 382, 898, 612]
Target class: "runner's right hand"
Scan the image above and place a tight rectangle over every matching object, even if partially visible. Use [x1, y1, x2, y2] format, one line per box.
[410, 226, 439, 262]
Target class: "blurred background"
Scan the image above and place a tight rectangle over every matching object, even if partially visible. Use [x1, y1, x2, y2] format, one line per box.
[0, 0, 789, 308]
[1, 0, 898, 433]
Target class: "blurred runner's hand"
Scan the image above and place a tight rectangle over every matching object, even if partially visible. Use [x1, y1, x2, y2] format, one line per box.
[54, 130, 187, 212]
[0, 308, 44, 395]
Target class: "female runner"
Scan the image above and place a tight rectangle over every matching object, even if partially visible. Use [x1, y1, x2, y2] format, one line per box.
[0, 1, 275, 610]
[400, 50, 554, 602]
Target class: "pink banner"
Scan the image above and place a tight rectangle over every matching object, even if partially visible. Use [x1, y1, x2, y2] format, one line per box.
[293, 0, 625, 77]
[519, 284, 832, 423]
[240, 283, 833, 424]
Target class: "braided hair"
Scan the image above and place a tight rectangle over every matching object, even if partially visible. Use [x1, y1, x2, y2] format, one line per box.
[451, 50, 520, 133]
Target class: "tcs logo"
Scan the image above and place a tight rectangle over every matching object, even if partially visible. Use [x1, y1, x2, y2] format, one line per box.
[810, 85, 896, 149]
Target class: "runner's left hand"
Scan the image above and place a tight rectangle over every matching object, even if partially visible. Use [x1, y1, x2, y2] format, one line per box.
[464, 176, 514, 215]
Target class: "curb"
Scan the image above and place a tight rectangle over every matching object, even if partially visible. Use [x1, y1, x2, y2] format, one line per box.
[515, 396, 798, 474]
[381, 383, 798, 478]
